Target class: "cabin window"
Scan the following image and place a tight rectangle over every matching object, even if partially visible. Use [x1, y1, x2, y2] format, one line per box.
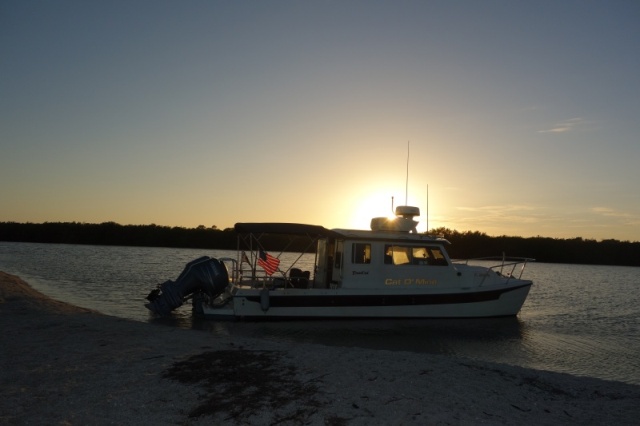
[384, 245, 410, 265]
[429, 247, 448, 265]
[352, 243, 371, 264]
[384, 245, 448, 266]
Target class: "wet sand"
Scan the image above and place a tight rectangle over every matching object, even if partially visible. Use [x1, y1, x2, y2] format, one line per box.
[1, 270, 639, 425]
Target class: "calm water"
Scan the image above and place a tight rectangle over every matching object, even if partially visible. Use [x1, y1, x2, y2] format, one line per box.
[1, 242, 639, 385]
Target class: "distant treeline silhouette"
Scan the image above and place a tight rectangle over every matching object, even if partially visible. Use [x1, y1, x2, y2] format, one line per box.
[1, 222, 639, 267]
[432, 227, 640, 267]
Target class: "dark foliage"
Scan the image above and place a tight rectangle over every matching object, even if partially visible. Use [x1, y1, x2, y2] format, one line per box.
[432, 227, 640, 267]
[0, 221, 237, 249]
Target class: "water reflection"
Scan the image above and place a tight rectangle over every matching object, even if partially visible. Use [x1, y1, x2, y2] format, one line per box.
[148, 312, 196, 330]
[192, 316, 525, 357]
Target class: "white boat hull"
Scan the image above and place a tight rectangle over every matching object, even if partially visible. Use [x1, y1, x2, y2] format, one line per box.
[197, 282, 532, 320]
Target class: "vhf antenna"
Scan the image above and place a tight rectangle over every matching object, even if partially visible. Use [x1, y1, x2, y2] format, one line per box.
[405, 140, 410, 205]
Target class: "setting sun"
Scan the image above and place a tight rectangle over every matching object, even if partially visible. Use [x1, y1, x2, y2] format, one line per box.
[339, 190, 430, 232]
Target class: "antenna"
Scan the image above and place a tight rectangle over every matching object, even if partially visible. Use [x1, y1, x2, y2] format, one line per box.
[405, 141, 410, 205]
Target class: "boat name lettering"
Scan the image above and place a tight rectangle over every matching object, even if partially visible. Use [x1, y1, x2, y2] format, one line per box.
[384, 278, 438, 286]
[352, 271, 369, 275]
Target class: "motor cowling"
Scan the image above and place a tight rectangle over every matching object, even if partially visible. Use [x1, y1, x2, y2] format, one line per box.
[145, 256, 229, 317]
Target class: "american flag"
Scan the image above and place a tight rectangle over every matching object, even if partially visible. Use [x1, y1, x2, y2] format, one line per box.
[257, 249, 280, 275]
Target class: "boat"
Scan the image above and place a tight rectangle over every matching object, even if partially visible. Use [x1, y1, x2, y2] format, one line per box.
[145, 205, 534, 320]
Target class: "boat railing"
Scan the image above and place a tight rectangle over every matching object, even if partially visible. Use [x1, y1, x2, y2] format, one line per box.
[253, 272, 314, 289]
[452, 255, 535, 284]
[222, 261, 286, 288]
[220, 256, 287, 287]
[219, 257, 239, 283]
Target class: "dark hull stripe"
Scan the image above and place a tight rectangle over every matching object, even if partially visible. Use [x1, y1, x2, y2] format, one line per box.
[243, 284, 531, 308]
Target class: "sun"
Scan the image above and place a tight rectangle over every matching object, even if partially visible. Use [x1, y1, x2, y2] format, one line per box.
[337, 186, 440, 233]
[344, 193, 399, 230]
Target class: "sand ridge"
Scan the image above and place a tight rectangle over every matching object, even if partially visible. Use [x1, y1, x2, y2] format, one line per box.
[1, 271, 639, 425]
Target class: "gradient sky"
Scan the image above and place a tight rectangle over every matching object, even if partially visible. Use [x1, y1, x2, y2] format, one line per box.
[2, 1, 639, 241]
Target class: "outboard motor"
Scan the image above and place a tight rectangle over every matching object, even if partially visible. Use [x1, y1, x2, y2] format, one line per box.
[145, 256, 229, 317]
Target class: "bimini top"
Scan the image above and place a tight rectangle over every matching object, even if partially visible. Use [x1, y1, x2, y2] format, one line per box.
[234, 222, 449, 244]
[234, 222, 342, 238]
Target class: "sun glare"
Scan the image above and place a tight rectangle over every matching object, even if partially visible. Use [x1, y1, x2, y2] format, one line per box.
[344, 193, 406, 230]
[342, 189, 448, 234]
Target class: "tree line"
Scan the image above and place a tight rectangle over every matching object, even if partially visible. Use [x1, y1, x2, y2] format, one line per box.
[0, 222, 237, 250]
[1, 221, 639, 267]
[432, 228, 640, 267]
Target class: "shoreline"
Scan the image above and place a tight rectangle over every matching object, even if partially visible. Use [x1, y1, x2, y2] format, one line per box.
[1, 270, 639, 425]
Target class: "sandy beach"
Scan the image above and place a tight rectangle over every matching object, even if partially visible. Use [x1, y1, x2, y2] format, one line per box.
[1, 271, 639, 425]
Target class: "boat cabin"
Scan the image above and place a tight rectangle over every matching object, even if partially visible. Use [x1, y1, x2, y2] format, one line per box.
[234, 206, 456, 292]
[312, 230, 452, 290]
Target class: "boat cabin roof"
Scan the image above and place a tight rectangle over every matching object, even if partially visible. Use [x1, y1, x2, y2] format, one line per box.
[234, 222, 341, 238]
[234, 223, 449, 244]
[332, 228, 449, 244]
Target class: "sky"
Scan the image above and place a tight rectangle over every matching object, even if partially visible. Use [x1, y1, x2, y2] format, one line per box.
[1, 1, 639, 242]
